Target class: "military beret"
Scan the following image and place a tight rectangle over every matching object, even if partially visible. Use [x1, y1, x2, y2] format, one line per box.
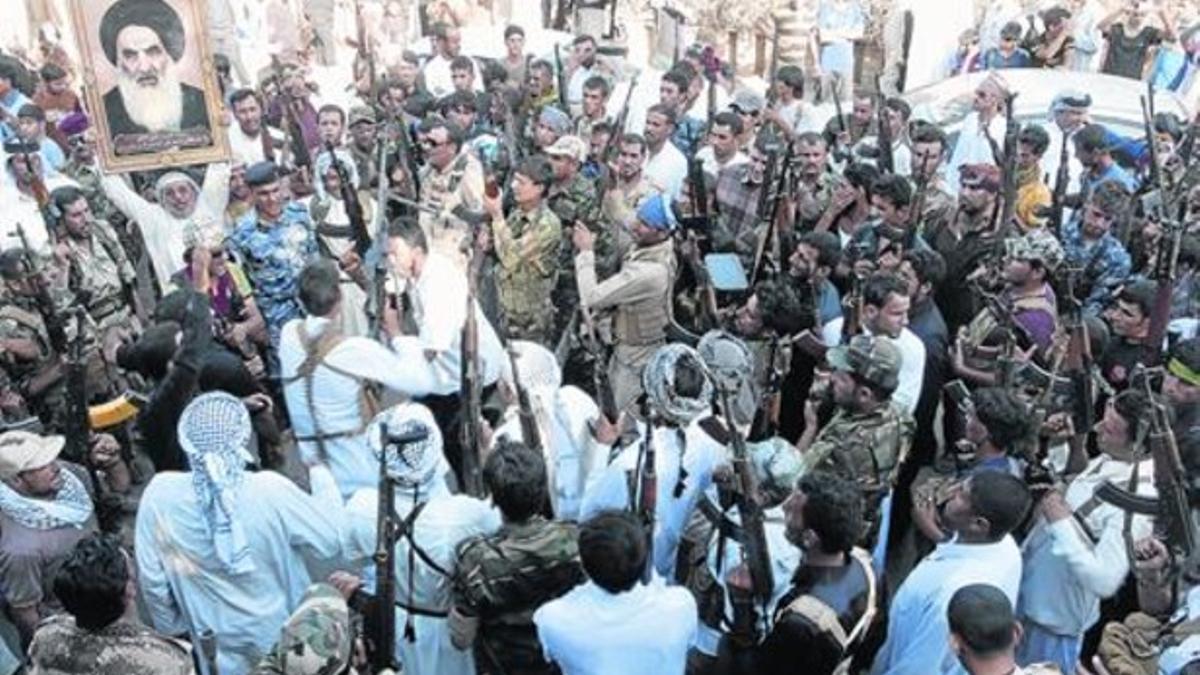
[244, 161, 280, 187]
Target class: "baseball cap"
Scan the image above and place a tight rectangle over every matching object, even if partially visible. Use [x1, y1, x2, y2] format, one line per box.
[1005, 229, 1063, 272]
[0, 431, 65, 479]
[826, 334, 901, 392]
[348, 105, 376, 127]
[545, 134, 589, 163]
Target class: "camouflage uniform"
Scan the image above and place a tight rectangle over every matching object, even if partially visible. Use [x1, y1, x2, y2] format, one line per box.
[251, 583, 353, 675]
[228, 203, 318, 347]
[795, 171, 844, 231]
[548, 172, 604, 336]
[802, 335, 915, 545]
[454, 517, 584, 675]
[1061, 216, 1133, 315]
[492, 203, 562, 346]
[0, 295, 68, 433]
[28, 614, 192, 675]
[60, 161, 139, 263]
[418, 151, 486, 273]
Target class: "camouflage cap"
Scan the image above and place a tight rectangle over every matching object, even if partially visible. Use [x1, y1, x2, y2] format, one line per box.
[270, 583, 352, 675]
[544, 134, 588, 163]
[1005, 228, 1063, 272]
[826, 334, 901, 392]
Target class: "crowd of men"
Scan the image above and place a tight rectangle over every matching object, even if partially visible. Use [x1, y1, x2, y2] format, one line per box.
[0, 0, 1200, 674]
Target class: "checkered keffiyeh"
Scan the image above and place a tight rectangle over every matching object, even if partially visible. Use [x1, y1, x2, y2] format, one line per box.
[178, 392, 256, 575]
[642, 344, 714, 426]
[367, 403, 445, 495]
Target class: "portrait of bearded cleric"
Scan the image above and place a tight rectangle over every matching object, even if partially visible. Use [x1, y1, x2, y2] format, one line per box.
[71, 0, 227, 169]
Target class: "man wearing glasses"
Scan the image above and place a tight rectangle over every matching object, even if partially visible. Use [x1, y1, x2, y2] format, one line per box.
[416, 118, 487, 273]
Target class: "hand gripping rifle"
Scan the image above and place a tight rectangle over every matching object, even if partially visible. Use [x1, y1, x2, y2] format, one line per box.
[997, 93, 1020, 231]
[270, 56, 312, 171]
[1048, 123, 1071, 237]
[633, 396, 657, 584]
[874, 77, 894, 175]
[14, 224, 68, 355]
[553, 44, 569, 112]
[325, 141, 372, 257]
[750, 141, 795, 287]
[601, 72, 640, 164]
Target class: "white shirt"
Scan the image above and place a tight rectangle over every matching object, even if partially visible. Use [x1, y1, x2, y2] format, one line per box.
[391, 252, 506, 396]
[644, 140, 688, 199]
[0, 173, 75, 252]
[779, 99, 822, 135]
[534, 578, 698, 675]
[101, 163, 231, 293]
[423, 54, 455, 100]
[1040, 124, 1086, 197]
[871, 535, 1023, 675]
[280, 316, 437, 498]
[820, 320, 926, 416]
[343, 485, 501, 675]
[226, 124, 283, 166]
[579, 418, 728, 581]
[1018, 455, 1156, 636]
[135, 467, 345, 675]
[493, 385, 603, 522]
[695, 146, 748, 181]
[946, 112, 1007, 195]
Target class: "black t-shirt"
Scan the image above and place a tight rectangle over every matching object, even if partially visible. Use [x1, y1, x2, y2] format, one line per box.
[1102, 24, 1162, 79]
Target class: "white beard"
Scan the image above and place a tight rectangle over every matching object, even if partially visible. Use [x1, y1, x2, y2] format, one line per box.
[116, 66, 184, 132]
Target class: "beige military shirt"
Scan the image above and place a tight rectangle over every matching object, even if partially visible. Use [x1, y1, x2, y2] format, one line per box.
[419, 151, 486, 272]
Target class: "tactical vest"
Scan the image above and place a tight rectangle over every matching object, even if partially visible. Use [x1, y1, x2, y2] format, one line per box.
[280, 322, 379, 461]
[963, 287, 1058, 361]
[612, 241, 677, 347]
[773, 548, 878, 675]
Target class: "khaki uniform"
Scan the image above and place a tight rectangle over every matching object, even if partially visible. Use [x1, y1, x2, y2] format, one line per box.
[601, 175, 661, 266]
[575, 238, 677, 412]
[0, 299, 67, 436]
[419, 151, 486, 273]
[28, 615, 192, 675]
[803, 403, 915, 543]
[492, 204, 562, 345]
[56, 225, 138, 335]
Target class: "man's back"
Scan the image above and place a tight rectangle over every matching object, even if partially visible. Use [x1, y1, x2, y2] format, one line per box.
[29, 614, 192, 675]
[534, 579, 698, 675]
[135, 470, 343, 675]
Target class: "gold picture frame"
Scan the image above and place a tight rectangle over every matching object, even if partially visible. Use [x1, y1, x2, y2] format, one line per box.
[68, 0, 229, 173]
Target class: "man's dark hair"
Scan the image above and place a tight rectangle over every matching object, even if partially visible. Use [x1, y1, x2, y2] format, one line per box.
[910, 122, 948, 151]
[530, 59, 554, 79]
[514, 155, 553, 192]
[573, 34, 597, 47]
[795, 131, 826, 149]
[229, 87, 262, 109]
[503, 24, 525, 39]
[871, 174, 913, 209]
[967, 472, 1032, 541]
[863, 272, 909, 309]
[672, 353, 709, 400]
[49, 185, 87, 222]
[800, 231, 842, 270]
[776, 65, 804, 97]
[442, 90, 477, 114]
[317, 104, 346, 124]
[646, 103, 677, 127]
[431, 21, 451, 40]
[54, 534, 130, 631]
[579, 510, 647, 593]
[1179, 234, 1200, 271]
[1116, 280, 1156, 319]
[1073, 124, 1111, 154]
[421, 116, 464, 150]
[948, 584, 1017, 657]
[298, 260, 342, 316]
[1153, 112, 1184, 141]
[971, 387, 1035, 453]
[661, 69, 690, 95]
[590, 121, 614, 139]
[386, 217, 427, 251]
[1018, 125, 1050, 156]
[884, 97, 911, 121]
[1111, 388, 1151, 445]
[797, 472, 864, 555]
[39, 63, 66, 82]
[100, 0, 186, 66]
[1089, 179, 1131, 216]
[450, 55, 474, 73]
[902, 248, 946, 288]
[484, 439, 548, 522]
[583, 75, 611, 98]
[843, 162, 880, 198]
[757, 277, 808, 336]
[710, 110, 744, 137]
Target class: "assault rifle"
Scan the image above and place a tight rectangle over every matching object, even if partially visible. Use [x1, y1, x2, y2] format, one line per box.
[270, 56, 313, 170]
[353, 0, 377, 98]
[831, 76, 850, 163]
[1141, 84, 1164, 222]
[750, 141, 795, 286]
[1143, 215, 1181, 368]
[64, 306, 93, 479]
[14, 224, 68, 354]
[1060, 269, 1097, 474]
[578, 305, 619, 423]
[359, 424, 432, 672]
[874, 77, 894, 175]
[634, 396, 657, 583]
[369, 126, 394, 342]
[601, 72, 639, 163]
[553, 44, 569, 112]
[325, 141, 372, 257]
[997, 92, 1020, 231]
[1048, 122, 1071, 236]
[748, 335, 786, 441]
[507, 344, 543, 453]
[459, 239, 486, 497]
[719, 386, 774, 638]
[1095, 371, 1195, 565]
[842, 271, 864, 344]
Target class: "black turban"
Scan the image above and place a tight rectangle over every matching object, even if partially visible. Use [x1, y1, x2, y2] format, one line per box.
[99, 0, 186, 66]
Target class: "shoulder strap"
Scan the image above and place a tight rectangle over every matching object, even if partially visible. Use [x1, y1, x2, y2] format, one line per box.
[775, 548, 878, 658]
[395, 500, 454, 579]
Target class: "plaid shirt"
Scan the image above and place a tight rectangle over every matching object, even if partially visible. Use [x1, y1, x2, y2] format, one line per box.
[713, 163, 765, 266]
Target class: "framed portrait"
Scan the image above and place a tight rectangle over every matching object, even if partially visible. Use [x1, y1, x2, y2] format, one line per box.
[68, 0, 229, 172]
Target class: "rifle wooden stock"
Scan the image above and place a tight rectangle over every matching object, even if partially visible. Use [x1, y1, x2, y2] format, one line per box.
[371, 422, 398, 672]
[459, 245, 486, 497]
[507, 344, 543, 452]
[720, 389, 774, 607]
[324, 141, 372, 257]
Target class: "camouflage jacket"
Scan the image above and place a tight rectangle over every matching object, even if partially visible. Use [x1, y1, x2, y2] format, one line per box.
[454, 517, 584, 675]
[28, 615, 192, 675]
[492, 203, 562, 333]
[803, 403, 915, 500]
[549, 173, 605, 326]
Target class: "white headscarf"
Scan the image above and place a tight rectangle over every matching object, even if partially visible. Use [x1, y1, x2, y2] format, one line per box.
[178, 391, 256, 575]
[366, 402, 447, 499]
[313, 149, 360, 202]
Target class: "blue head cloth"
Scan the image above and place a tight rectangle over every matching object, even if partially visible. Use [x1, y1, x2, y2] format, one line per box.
[636, 193, 677, 232]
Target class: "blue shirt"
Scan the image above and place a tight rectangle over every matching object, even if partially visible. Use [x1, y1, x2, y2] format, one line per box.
[0, 90, 31, 141]
[981, 47, 1033, 69]
[229, 202, 317, 344]
[1061, 217, 1132, 314]
[36, 137, 65, 172]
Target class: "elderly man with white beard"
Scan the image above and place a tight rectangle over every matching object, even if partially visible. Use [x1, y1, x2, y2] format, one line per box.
[101, 161, 230, 295]
[98, 0, 212, 138]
